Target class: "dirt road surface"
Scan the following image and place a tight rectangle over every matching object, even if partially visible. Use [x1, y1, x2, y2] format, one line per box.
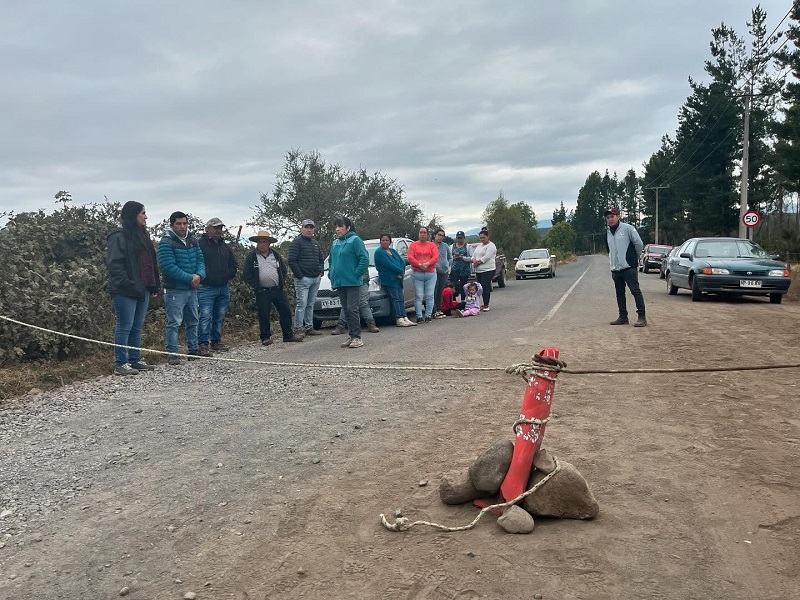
[1, 256, 798, 599]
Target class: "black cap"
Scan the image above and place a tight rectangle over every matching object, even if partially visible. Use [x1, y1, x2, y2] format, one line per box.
[456, 231, 465, 237]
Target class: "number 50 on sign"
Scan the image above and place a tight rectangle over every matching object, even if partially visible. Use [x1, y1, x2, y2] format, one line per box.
[742, 210, 761, 228]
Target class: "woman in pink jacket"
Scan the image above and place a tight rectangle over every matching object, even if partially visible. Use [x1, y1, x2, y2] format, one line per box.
[406, 226, 439, 323]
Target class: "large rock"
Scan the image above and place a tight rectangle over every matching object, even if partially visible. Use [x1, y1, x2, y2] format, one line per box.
[439, 468, 482, 505]
[497, 505, 535, 534]
[522, 461, 599, 519]
[468, 440, 514, 493]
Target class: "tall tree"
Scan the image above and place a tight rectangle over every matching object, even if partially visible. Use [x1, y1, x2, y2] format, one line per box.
[482, 191, 540, 260]
[551, 201, 567, 225]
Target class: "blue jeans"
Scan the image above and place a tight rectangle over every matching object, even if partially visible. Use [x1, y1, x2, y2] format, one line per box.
[112, 294, 150, 367]
[337, 282, 374, 326]
[386, 285, 406, 318]
[412, 271, 436, 318]
[198, 285, 230, 347]
[294, 276, 321, 330]
[164, 289, 199, 353]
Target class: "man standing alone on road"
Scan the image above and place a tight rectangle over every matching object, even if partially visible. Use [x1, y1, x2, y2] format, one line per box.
[288, 219, 325, 339]
[243, 231, 303, 345]
[198, 217, 237, 356]
[605, 207, 647, 327]
[158, 211, 206, 364]
[431, 228, 452, 318]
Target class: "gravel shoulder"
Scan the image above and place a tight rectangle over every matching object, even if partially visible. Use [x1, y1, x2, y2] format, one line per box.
[1, 258, 799, 600]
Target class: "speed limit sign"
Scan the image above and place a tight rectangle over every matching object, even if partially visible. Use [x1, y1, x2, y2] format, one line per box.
[742, 210, 761, 228]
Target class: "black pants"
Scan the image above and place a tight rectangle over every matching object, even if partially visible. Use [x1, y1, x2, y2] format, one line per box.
[611, 268, 646, 319]
[433, 272, 449, 313]
[337, 286, 362, 339]
[450, 274, 470, 300]
[443, 302, 466, 316]
[476, 271, 494, 307]
[255, 287, 293, 341]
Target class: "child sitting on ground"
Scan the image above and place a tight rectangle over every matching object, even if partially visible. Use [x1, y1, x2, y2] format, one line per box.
[441, 282, 465, 316]
[452, 281, 482, 317]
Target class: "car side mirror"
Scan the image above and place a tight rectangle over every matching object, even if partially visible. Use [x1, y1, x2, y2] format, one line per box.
[513, 257, 518, 261]
[679, 252, 691, 259]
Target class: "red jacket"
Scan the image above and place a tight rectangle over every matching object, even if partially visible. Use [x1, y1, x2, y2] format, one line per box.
[442, 287, 458, 311]
[407, 241, 439, 273]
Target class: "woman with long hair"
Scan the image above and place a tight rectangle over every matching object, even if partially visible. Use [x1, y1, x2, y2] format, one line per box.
[106, 201, 160, 374]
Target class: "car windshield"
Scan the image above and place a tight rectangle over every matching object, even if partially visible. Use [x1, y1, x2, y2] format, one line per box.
[647, 247, 670, 255]
[519, 249, 549, 259]
[694, 240, 770, 259]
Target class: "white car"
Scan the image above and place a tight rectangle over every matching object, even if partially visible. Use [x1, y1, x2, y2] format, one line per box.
[312, 237, 415, 328]
[514, 248, 556, 279]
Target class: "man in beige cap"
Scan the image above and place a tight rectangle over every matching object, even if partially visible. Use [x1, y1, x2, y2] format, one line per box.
[242, 231, 303, 345]
[198, 217, 237, 355]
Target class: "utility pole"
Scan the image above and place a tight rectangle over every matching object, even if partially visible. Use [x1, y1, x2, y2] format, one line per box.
[739, 93, 751, 240]
[645, 185, 669, 244]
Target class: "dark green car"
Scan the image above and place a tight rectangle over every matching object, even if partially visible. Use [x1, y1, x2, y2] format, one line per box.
[664, 237, 791, 304]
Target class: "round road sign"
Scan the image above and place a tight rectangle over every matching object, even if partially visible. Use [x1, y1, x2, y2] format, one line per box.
[742, 210, 760, 228]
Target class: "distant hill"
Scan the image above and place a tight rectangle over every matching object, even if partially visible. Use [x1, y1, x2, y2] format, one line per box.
[463, 219, 552, 237]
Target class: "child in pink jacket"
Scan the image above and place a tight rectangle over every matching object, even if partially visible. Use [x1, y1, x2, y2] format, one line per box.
[452, 282, 482, 317]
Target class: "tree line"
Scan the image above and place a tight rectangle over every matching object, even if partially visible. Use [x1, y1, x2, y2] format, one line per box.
[567, 5, 800, 258]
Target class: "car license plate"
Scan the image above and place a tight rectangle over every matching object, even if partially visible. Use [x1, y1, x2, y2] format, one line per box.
[320, 297, 341, 309]
[739, 280, 762, 288]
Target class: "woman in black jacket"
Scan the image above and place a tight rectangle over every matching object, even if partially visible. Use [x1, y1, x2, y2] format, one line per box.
[106, 201, 160, 375]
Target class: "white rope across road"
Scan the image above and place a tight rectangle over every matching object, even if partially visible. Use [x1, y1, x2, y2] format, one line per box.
[3, 314, 800, 375]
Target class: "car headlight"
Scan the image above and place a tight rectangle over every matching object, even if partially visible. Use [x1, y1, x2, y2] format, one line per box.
[368, 277, 382, 292]
[702, 267, 729, 275]
[768, 269, 789, 277]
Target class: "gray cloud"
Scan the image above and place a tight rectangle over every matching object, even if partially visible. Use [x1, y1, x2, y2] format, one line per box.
[0, 1, 787, 236]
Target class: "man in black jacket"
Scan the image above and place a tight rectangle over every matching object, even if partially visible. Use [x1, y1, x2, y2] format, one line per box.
[243, 231, 303, 345]
[287, 219, 325, 339]
[198, 217, 238, 355]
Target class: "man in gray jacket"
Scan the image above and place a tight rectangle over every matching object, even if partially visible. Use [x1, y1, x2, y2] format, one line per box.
[605, 208, 646, 327]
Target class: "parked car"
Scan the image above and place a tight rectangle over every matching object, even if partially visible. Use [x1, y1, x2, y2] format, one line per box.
[659, 246, 680, 279]
[468, 243, 507, 288]
[312, 237, 415, 328]
[639, 244, 673, 274]
[514, 248, 556, 279]
[664, 237, 791, 303]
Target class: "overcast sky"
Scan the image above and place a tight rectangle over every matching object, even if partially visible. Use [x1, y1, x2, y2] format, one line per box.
[0, 1, 791, 237]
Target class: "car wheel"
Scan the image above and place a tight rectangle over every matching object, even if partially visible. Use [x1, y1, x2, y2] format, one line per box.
[312, 319, 323, 330]
[659, 270, 665, 280]
[666, 273, 678, 295]
[497, 269, 506, 288]
[516, 275, 521, 280]
[690, 276, 703, 301]
[642, 264, 649, 274]
[769, 293, 783, 304]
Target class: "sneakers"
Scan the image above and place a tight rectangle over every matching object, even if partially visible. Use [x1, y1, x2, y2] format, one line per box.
[634, 316, 648, 327]
[424, 316, 432, 322]
[366, 322, 380, 333]
[168, 355, 182, 366]
[340, 337, 353, 348]
[187, 350, 201, 361]
[129, 360, 155, 371]
[261, 338, 273, 346]
[609, 318, 629, 325]
[330, 324, 347, 335]
[114, 364, 139, 376]
[198, 345, 213, 357]
[304, 328, 323, 336]
[481, 306, 491, 312]
[432, 311, 445, 319]
[396, 318, 411, 327]
[452, 309, 463, 318]
[404, 317, 417, 326]
[414, 315, 424, 324]
[211, 342, 230, 352]
[348, 337, 364, 348]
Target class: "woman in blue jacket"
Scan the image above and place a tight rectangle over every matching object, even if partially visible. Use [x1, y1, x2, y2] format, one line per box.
[374, 234, 414, 327]
[329, 216, 369, 348]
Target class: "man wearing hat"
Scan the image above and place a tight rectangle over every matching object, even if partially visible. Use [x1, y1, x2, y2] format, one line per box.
[605, 207, 647, 327]
[288, 219, 325, 338]
[243, 231, 303, 345]
[449, 231, 473, 301]
[197, 217, 238, 355]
